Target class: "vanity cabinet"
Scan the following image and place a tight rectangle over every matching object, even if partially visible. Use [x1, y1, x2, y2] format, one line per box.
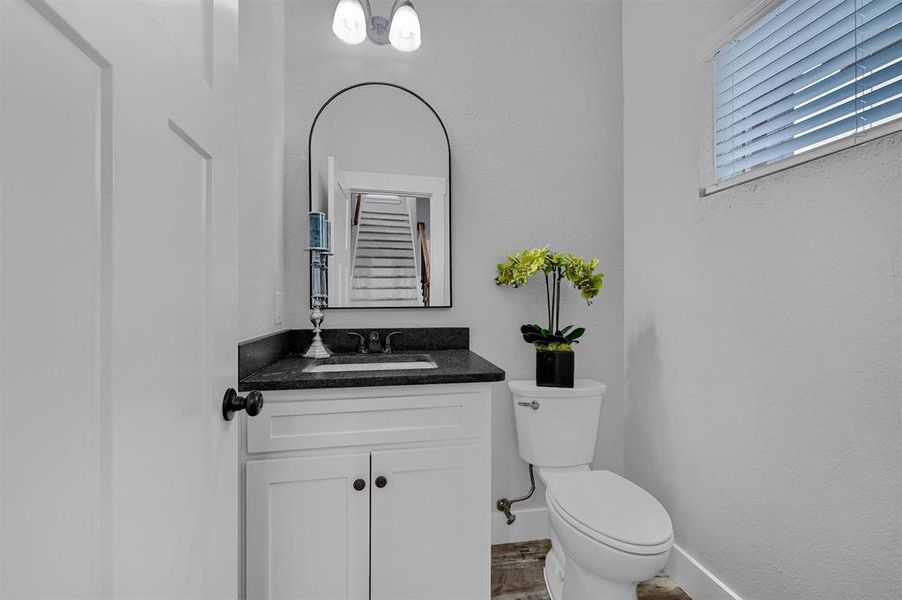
[246, 454, 370, 600]
[370, 445, 484, 600]
[243, 384, 492, 600]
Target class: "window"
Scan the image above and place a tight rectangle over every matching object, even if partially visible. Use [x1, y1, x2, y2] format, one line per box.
[714, 0, 902, 184]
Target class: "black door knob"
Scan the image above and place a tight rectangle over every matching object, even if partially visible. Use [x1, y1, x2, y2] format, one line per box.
[375, 475, 387, 488]
[222, 388, 264, 421]
[353, 478, 366, 491]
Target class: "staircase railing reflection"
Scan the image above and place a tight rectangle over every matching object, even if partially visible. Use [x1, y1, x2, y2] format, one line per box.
[417, 221, 431, 307]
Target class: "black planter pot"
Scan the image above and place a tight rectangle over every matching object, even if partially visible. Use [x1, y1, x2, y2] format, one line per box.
[535, 351, 575, 388]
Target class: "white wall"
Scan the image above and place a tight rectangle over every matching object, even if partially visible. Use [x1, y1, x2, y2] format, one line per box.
[239, 0, 286, 340]
[622, 2, 902, 599]
[283, 0, 624, 530]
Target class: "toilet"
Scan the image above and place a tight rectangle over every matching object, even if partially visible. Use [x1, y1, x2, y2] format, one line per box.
[510, 379, 673, 600]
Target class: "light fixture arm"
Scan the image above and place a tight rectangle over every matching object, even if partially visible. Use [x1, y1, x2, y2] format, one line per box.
[360, 0, 407, 45]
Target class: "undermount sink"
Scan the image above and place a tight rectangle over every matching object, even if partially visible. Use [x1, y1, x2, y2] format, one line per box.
[303, 353, 438, 373]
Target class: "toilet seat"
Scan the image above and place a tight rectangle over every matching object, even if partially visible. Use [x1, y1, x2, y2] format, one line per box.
[546, 470, 673, 556]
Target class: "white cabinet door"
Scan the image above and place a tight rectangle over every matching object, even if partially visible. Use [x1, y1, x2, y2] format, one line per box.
[370, 445, 489, 600]
[246, 454, 371, 600]
[0, 1, 239, 598]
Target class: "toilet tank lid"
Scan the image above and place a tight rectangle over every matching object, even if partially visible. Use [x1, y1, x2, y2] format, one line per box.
[508, 379, 606, 398]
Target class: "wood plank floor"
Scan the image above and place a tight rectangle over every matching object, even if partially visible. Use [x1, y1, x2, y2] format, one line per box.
[491, 540, 691, 600]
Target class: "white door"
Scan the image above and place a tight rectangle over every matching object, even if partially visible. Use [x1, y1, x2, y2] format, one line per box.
[370, 445, 489, 600]
[0, 1, 239, 598]
[245, 455, 370, 600]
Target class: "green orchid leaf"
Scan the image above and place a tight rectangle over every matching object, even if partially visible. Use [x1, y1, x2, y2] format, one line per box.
[522, 333, 543, 344]
[564, 327, 586, 342]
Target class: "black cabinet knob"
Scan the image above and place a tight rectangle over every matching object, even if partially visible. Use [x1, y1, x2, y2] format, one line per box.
[222, 388, 264, 421]
[353, 478, 366, 491]
[375, 475, 387, 488]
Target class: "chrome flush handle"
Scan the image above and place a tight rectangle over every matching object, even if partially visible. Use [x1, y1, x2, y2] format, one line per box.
[517, 400, 540, 410]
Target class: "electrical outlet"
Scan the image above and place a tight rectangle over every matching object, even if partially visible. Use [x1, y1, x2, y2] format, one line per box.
[274, 291, 283, 326]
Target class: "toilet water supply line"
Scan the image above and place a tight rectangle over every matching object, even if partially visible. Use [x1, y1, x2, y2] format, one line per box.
[497, 463, 536, 525]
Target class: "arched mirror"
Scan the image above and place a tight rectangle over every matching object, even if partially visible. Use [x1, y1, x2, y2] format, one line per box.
[309, 83, 451, 308]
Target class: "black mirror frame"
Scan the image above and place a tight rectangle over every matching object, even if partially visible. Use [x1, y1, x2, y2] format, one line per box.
[307, 82, 452, 310]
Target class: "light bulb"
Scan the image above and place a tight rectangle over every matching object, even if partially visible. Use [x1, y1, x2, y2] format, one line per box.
[389, 3, 421, 52]
[332, 0, 366, 45]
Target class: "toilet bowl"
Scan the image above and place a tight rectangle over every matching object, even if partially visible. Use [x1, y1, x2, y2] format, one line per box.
[509, 380, 674, 600]
[545, 470, 672, 600]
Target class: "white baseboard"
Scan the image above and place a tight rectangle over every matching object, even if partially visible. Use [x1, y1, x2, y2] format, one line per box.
[491, 506, 550, 544]
[665, 544, 744, 600]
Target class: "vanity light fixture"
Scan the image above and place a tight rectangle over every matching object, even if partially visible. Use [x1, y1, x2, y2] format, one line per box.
[332, 0, 421, 52]
[331, 0, 367, 45]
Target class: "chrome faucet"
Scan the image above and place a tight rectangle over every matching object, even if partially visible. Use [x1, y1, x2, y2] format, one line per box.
[346, 332, 367, 354]
[346, 330, 404, 354]
[383, 331, 402, 354]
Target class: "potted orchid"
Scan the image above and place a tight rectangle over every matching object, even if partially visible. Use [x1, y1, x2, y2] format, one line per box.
[495, 247, 604, 387]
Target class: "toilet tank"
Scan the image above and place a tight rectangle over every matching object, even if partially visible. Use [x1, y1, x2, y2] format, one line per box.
[509, 379, 606, 467]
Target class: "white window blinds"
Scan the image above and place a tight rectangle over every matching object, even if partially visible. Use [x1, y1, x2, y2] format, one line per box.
[715, 0, 902, 181]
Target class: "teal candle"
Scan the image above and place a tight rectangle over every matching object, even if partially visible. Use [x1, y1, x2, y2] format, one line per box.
[309, 211, 326, 249]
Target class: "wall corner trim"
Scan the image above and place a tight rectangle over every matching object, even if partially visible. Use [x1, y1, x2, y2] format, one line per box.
[665, 544, 744, 600]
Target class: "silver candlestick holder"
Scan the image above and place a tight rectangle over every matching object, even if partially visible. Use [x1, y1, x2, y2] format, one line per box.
[303, 247, 332, 359]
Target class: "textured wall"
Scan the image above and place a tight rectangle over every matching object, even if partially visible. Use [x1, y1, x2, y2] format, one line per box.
[622, 1, 902, 598]
[283, 0, 624, 528]
[239, 0, 286, 340]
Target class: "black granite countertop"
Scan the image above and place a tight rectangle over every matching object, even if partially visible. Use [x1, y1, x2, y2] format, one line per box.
[239, 349, 504, 391]
[238, 328, 505, 391]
